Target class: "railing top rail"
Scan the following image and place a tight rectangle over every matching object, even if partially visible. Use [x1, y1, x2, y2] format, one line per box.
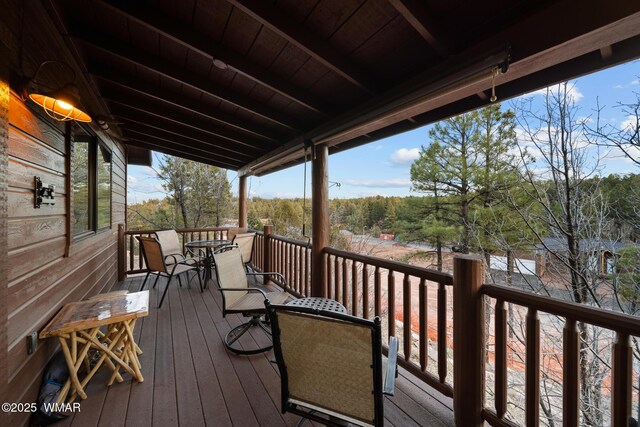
[323, 246, 453, 286]
[268, 234, 311, 247]
[482, 283, 640, 336]
[124, 227, 230, 235]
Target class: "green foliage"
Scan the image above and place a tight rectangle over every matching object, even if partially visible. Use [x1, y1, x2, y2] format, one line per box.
[409, 104, 520, 253]
[616, 245, 640, 303]
[157, 156, 232, 228]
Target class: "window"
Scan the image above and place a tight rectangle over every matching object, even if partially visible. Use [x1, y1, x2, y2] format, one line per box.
[71, 135, 112, 238]
[97, 145, 112, 230]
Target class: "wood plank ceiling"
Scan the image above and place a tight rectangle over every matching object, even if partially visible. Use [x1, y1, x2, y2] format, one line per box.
[38, 0, 640, 174]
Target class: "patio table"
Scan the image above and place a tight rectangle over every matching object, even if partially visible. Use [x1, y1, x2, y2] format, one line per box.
[39, 291, 149, 402]
[185, 239, 231, 286]
[287, 297, 346, 313]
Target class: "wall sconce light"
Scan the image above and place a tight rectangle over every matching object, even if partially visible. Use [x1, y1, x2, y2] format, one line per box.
[25, 61, 92, 122]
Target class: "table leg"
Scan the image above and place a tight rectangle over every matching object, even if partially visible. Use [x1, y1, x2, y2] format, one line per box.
[79, 329, 137, 378]
[58, 335, 87, 400]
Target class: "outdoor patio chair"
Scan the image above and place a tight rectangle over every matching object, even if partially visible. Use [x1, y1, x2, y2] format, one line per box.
[137, 235, 203, 308]
[212, 245, 290, 355]
[155, 229, 202, 266]
[219, 232, 256, 272]
[265, 302, 398, 427]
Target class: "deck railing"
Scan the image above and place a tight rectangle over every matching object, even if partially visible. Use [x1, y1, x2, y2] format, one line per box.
[480, 283, 640, 427]
[322, 247, 455, 397]
[267, 233, 312, 298]
[119, 224, 638, 425]
[117, 224, 230, 277]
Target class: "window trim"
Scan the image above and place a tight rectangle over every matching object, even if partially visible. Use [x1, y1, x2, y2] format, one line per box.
[71, 132, 112, 241]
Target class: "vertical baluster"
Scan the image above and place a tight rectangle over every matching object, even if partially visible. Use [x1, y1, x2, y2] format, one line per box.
[326, 255, 333, 300]
[292, 244, 297, 292]
[495, 299, 507, 419]
[352, 260, 358, 316]
[334, 256, 340, 301]
[437, 281, 447, 384]
[138, 235, 144, 270]
[403, 274, 411, 361]
[563, 318, 579, 427]
[612, 332, 632, 427]
[288, 243, 293, 290]
[305, 248, 310, 296]
[298, 246, 303, 295]
[526, 308, 540, 427]
[342, 258, 348, 308]
[362, 264, 369, 319]
[419, 278, 427, 372]
[374, 266, 381, 317]
[129, 235, 134, 271]
[388, 271, 396, 338]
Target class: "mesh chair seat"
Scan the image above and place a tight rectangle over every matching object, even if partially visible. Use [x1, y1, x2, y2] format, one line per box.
[227, 290, 289, 312]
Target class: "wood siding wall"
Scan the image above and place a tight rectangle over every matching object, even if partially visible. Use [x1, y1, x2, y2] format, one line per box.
[2, 91, 126, 425]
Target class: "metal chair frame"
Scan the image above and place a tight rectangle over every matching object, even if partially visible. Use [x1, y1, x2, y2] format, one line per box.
[213, 245, 290, 355]
[137, 235, 203, 308]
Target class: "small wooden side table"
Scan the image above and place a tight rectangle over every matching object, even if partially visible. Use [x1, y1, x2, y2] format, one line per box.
[40, 291, 149, 402]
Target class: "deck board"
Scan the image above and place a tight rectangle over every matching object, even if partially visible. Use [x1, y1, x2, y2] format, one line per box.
[54, 274, 455, 426]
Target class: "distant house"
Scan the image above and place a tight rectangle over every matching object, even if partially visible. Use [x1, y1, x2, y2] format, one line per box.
[537, 238, 627, 276]
[379, 233, 395, 241]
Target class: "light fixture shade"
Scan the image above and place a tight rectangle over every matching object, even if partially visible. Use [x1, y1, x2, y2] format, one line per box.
[28, 83, 92, 123]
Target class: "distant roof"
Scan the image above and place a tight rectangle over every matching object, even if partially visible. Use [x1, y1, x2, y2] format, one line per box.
[539, 237, 628, 253]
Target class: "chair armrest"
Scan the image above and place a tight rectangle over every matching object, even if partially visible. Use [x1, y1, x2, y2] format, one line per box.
[383, 336, 399, 396]
[165, 253, 186, 264]
[217, 287, 267, 298]
[213, 244, 238, 254]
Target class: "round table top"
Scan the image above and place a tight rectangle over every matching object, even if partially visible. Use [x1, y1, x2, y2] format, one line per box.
[287, 297, 346, 313]
[185, 239, 230, 249]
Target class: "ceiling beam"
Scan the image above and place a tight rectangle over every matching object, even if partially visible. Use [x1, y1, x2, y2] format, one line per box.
[69, 26, 303, 131]
[93, 0, 331, 117]
[124, 138, 239, 169]
[105, 97, 270, 153]
[113, 112, 259, 160]
[122, 129, 245, 169]
[91, 67, 285, 143]
[387, 0, 450, 57]
[225, 0, 377, 94]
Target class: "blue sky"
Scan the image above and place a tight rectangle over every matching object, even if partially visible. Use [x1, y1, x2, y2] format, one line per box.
[127, 60, 639, 204]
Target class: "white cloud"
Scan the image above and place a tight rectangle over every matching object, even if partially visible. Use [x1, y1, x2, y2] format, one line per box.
[620, 115, 638, 131]
[127, 175, 138, 184]
[529, 83, 584, 103]
[389, 148, 420, 166]
[343, 179, 411, 188]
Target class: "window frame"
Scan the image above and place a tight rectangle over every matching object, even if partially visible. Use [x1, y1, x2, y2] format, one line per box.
[71, 133, 112, 241]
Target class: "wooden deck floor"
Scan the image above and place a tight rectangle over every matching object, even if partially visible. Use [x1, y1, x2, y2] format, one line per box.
[58, 274, 455, 427]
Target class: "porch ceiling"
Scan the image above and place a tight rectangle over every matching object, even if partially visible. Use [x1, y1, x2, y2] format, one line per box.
[12, 0, 640, 174]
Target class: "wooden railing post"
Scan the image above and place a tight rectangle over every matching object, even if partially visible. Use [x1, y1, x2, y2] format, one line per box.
[453, 255, 485, 426]
[311, 144, 329, 298]
[612, 332, 632, 426]
[263, 225, 273, 284]
[118, 224, 126, 281]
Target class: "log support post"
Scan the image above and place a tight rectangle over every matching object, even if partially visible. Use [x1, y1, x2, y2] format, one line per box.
[453, 255, 485, 426]
[311, 144, 328, 298]
[238, 175, 248, 229]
